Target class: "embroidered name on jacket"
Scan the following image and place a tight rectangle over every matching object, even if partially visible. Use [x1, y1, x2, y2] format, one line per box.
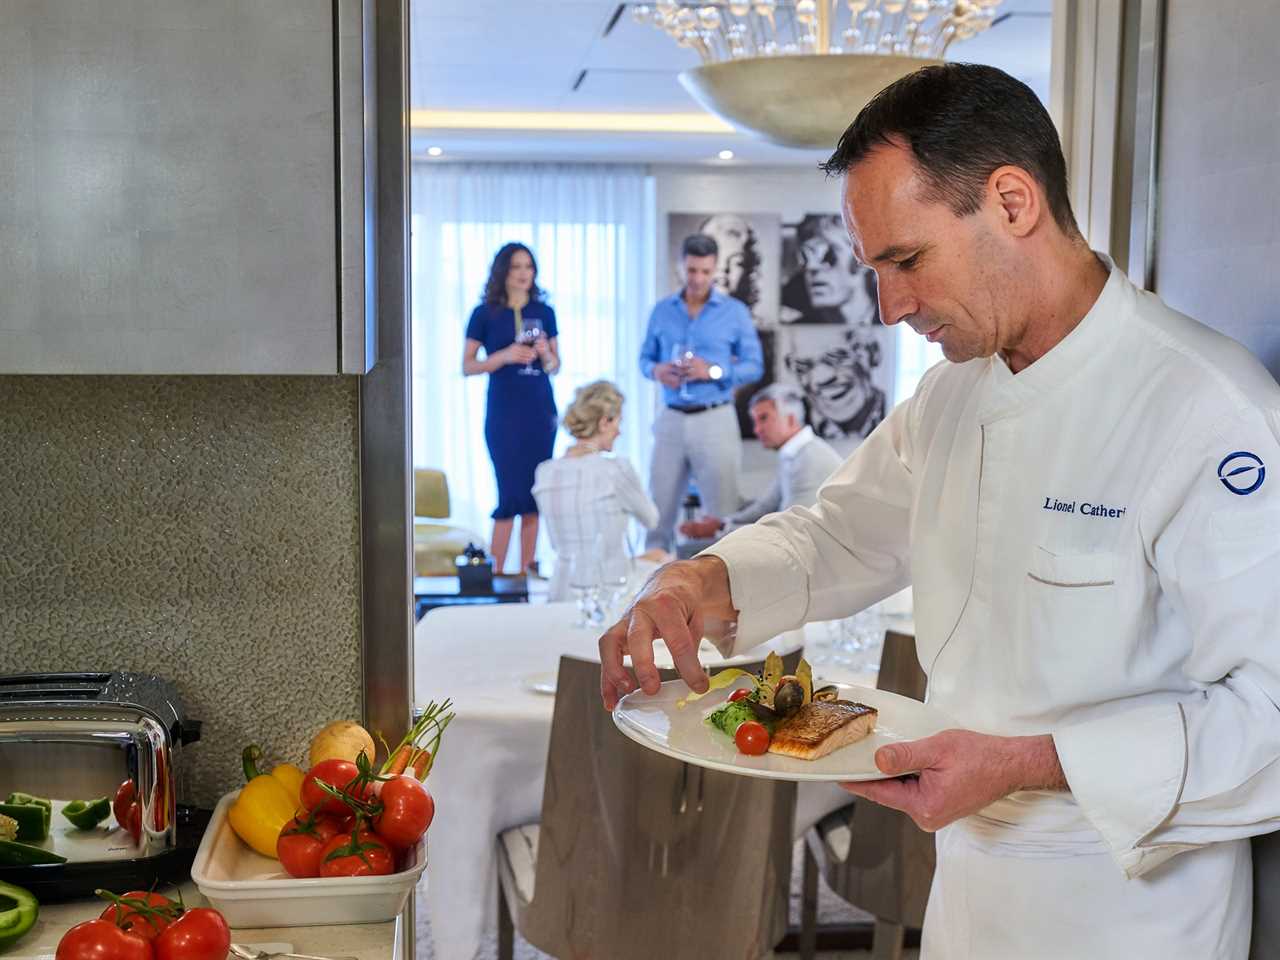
[1042, 497, 1128, 519]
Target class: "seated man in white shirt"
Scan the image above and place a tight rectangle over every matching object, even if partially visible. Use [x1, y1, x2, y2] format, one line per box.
[679, 384, 842, 542]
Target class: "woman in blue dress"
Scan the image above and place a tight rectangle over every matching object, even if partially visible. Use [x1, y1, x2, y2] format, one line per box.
[462, 243, 561, 575]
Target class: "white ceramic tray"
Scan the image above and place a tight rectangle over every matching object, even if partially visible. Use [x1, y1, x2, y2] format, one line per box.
[190, 791, 427, 928]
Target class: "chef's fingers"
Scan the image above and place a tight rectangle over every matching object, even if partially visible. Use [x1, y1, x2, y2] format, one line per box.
[840, 776, 920, 816]
[626, 607, 664, 695]
[874, 736, 942, 777]
[651, 601, 708, 695]
[598, 618, 635, 710]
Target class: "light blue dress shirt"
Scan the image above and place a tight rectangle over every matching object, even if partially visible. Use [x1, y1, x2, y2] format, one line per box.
[638, 288, 764, 407]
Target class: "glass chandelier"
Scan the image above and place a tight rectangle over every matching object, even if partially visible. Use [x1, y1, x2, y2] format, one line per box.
[629, 1, 1005, 149]
[633, 0, 1003, 63]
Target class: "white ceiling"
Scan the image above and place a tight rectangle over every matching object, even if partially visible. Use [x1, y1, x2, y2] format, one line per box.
[409, 0, 1055, 166]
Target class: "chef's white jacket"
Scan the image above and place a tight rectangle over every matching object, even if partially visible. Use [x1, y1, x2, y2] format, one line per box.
[707, 262, 1280, 957]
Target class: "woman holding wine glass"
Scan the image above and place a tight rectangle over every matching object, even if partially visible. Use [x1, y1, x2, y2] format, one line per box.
[462, 242, 561, 575]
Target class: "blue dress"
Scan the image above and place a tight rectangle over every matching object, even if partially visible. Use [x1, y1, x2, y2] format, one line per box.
[466, 301, 559, 519]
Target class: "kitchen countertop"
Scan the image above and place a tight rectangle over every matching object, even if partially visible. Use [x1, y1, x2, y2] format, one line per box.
[7, 883, 406, 960]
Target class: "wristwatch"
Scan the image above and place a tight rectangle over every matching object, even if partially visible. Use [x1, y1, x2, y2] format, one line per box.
[707, 363, 724, 382]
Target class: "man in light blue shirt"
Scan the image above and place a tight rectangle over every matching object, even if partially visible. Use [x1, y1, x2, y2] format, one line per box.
[639, 233, 764, 551]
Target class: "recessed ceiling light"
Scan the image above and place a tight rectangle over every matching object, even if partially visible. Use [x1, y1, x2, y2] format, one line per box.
[427, 146, 443, 157]
[717, 149, 734, 161]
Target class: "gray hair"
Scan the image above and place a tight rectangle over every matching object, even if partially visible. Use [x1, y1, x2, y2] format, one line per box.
[749, 383, 806, 424]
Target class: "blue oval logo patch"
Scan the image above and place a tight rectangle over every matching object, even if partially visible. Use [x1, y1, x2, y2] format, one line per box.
[1218, 451, 1266, 496]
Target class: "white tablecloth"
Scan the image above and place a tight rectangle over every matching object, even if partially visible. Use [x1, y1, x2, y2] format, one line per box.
[414, 601, 863, 960]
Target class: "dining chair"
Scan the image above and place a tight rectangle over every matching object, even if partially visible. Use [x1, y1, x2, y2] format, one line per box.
[798, 630, 935, 960]
[496, 652, 800, 960]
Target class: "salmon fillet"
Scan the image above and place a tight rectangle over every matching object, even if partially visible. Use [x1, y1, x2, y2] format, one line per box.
[767, 700, 878, 760]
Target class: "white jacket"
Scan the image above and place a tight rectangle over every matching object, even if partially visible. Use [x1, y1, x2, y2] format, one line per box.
[707, 262, 1280, 956]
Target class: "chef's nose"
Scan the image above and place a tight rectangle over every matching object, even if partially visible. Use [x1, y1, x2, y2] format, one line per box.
[876, 275, 917, 326]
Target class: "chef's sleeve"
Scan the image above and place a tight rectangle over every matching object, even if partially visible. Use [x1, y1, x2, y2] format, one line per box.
[1054, 406, 1280, 880]
[702, 375, 925, 656]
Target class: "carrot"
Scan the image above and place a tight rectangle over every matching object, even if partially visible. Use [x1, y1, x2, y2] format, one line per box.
[385, 744, 413, 777]
[410, 748, 431, 779]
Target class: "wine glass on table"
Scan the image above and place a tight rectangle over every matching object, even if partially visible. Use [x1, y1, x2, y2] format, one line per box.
[671, 342, 695, 401]
[517, 317, 543, 376]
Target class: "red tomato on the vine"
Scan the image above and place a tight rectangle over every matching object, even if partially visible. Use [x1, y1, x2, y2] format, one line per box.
[153, 908, 231, 960]
[300, 759, 371, 816]
[56, 920, 152, 960]
[277, 813, 344, 878]
[99, 890, 178, 941]
[373, 776, 435, 848]
[319, 829, 396, 877]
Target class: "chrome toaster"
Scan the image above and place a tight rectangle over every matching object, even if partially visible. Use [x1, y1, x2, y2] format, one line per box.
[0, 671, 203, 898]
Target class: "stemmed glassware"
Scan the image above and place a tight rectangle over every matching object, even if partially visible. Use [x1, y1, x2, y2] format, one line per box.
[568, 537, 606, 629]
[671, 342, 695, 401]
[518, 317, 543, 376]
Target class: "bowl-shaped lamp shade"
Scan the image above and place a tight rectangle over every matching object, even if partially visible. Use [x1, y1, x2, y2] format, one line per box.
[678, 54, 945, 150]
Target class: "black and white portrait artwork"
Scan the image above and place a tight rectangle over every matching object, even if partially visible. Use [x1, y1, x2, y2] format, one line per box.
[667, 212, 781, 329]
[778, 324, 896, 442]
[780, 214, 880, 327]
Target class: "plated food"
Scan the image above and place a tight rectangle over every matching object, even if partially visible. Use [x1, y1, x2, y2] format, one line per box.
[684, 652, 878, 760]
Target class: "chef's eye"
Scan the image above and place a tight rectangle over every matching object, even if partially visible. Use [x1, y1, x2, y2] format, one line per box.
[896, 253, 921, 271]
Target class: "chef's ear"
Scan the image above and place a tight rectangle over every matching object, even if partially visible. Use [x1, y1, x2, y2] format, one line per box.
[988, 165, 1042, 238]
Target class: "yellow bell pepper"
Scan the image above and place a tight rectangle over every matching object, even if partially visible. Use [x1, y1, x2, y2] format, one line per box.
[227, 745, 304, 858]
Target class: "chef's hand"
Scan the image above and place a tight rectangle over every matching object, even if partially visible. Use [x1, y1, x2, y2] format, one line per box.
[685, 355, 713, 380]
[653, 362, 684, 389]
[597, 555, 737, 710]
[840, 730, 1067, 832]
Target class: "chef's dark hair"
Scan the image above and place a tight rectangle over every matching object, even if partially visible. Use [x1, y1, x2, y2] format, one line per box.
[821, 63, 1080, 236]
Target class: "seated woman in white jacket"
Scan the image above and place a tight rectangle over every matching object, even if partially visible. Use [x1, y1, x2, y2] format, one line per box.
[533, 380, 660, 602]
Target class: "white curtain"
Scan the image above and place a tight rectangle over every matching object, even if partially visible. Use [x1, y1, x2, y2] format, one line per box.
[410, 163, 655, 567]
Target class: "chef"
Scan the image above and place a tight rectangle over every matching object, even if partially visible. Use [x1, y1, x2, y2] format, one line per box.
[598, 63, 1280, 959]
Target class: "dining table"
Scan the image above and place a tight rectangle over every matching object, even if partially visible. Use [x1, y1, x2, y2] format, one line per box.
[414, 600, 881, 960]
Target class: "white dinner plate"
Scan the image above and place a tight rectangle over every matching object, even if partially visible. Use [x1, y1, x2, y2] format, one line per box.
[612, 677, 953, 782]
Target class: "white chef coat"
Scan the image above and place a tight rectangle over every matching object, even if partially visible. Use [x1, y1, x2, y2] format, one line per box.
[706, 261, 1280, 958]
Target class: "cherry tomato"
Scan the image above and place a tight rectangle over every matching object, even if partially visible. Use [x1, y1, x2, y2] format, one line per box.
[99, 890, 179, 941]
[319, 828, 396, 878]
[300, 759, 371, 816]
[373, 776, 435, 848]
[113, 780, 142, 842]
[734, 720, 770, 756]
[153, 908, 231, 960]
[56, 919, 152, 960]
[277, 813, 344, 878]
[728, 688, 751, 703]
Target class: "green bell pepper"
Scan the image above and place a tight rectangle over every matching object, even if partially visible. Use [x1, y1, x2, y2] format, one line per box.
[4, 793, 51, 812]
[0, 880, 39, 949]
[0, 838, 66, 866]
[61, 796, 111, 830]
[0, 804, 48, 843]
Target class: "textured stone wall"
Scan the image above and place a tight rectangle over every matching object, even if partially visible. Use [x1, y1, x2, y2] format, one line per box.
[0, 376, 362, 808]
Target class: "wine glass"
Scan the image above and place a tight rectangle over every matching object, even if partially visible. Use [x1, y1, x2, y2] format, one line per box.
[518, 317, 543, 376]
[671, 342, 695, 400]
[568, 542, 605, 628]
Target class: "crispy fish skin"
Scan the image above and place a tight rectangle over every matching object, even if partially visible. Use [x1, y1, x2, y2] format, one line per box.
[767, 700, 878, 760]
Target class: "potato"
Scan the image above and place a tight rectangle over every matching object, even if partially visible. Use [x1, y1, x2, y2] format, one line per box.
[309, 720, 376, 767]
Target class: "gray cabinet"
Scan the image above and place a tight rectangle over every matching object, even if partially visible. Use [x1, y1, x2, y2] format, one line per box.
[0, 0, 374, 374]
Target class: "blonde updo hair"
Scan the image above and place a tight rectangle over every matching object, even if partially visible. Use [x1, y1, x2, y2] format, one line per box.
[563, 380, 624, 440]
